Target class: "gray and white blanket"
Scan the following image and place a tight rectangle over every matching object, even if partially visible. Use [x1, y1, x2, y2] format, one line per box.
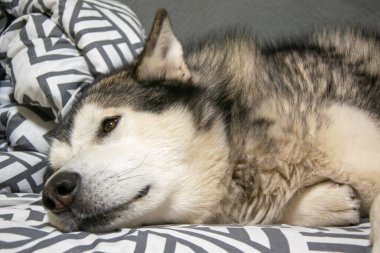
[0, 0, 373, 252]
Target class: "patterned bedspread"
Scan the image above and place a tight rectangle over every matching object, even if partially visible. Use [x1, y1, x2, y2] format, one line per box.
[0, 193, 371, 253]
[0, 0, 374, 252]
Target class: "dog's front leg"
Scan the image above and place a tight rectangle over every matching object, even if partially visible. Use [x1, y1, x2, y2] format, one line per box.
[281, 181, 360, 226]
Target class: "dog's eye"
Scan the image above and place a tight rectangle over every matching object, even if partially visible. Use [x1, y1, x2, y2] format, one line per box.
[102, 116, 120, 133]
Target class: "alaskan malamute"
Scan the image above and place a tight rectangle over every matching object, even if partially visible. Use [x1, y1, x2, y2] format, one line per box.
[43, 9, 380, 251]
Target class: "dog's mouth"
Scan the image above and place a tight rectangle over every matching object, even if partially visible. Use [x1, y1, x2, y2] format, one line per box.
[51, 185, 151, 232]
[135, 185, 151, 199]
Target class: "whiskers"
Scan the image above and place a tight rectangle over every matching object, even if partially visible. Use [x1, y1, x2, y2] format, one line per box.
[82, 151, 149, 188]
[117, 173, 147, 182]
[104, 154, 148, 183]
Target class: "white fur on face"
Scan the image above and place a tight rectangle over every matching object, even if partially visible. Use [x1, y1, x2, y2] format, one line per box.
[48, 103, 229, 231]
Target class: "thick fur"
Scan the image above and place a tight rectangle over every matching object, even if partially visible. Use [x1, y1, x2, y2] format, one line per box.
[44, 9, 380, 251]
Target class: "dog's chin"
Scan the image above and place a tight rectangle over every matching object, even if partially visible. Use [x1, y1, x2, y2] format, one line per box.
[47, 185, 152, 232]
[48, 211, 124, 232]
[47, 211, 79, 232]
[78, 213, 126, 233]
[48, 204, 143, 232]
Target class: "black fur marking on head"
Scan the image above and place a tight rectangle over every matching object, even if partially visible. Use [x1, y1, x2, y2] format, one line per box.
[48, 115, 74, 145]
[87, 76, 205, 111]
[129, 80, 201, 113]
[84, 73, 233, 134]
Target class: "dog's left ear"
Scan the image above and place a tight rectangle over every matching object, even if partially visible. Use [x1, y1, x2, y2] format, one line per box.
[135, 9, 191, 82]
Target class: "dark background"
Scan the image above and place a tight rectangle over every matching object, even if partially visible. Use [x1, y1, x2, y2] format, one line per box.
[121, 0, 380, 44]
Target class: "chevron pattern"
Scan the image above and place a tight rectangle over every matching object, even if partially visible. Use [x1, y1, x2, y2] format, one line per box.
[65, 0, 145, 74]
[0, 193, 372, 253]
[0, 0, 145, 194]
[0, 153, 47, 193]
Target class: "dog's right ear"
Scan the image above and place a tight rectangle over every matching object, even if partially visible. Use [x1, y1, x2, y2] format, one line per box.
[135, 9, 191, 82]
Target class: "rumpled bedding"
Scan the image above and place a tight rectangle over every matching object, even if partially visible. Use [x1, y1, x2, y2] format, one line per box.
[0, 0, 373, 252]
[0, 0, 145, 193]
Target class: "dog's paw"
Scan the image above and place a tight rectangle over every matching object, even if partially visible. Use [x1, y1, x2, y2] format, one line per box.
[323, 182, 360, 225]
[283, 181, 361, 226]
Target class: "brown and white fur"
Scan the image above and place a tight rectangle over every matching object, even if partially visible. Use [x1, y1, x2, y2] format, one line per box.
[43, 9, 380, 251]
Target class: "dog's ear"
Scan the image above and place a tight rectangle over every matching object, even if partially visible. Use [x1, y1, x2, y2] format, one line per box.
[135, 9, 191, 82]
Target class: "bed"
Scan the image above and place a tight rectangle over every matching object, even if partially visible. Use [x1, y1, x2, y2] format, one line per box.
[0, 0, 373, 252]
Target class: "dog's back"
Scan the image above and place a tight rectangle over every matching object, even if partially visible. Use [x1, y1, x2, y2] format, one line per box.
[185, 26, 380, 244]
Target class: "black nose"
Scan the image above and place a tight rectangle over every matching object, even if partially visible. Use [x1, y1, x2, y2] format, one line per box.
[43, 172, 81, 213]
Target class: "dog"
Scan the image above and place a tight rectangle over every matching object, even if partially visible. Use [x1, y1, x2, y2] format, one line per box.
[42, 9, 380, 251]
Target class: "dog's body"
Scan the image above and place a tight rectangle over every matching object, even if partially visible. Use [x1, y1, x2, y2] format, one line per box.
[43, 9, 380, 250]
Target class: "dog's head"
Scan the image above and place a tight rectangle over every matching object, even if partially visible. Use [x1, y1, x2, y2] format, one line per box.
[43, 9, 229, 232]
